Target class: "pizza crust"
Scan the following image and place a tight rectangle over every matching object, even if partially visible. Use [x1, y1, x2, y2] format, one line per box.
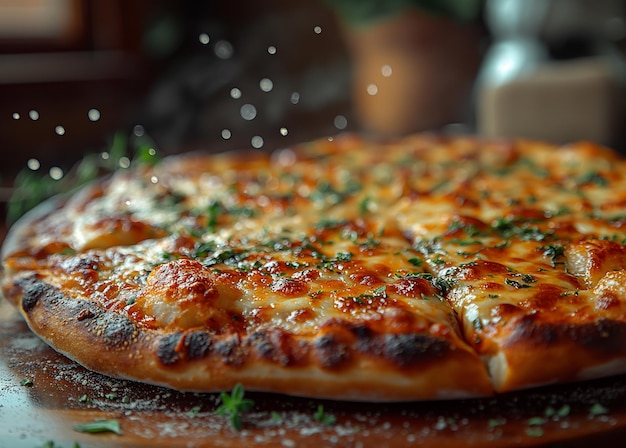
[487, 314, 626, 391]
[12, 277, 493, 401]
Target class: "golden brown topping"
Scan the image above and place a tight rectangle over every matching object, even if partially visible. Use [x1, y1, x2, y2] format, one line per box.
[566, 240, 626, 288]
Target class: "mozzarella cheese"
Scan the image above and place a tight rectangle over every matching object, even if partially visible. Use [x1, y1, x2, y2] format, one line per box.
[5, 133, 626, 395]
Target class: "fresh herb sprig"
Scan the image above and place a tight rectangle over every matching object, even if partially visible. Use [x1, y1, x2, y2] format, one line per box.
[313, 404, 336, 425]
[6, 130, 159, 224]
[215, 383, 255, 431]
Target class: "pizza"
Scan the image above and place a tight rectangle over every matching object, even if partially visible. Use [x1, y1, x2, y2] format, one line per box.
[2, 133, 626, 402]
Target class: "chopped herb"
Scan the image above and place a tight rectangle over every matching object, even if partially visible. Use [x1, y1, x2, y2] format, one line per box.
[488, 417, 506, 428]
[20, 378, 34, 387]
[270, 411, 283, 423]
[525, 427, 544, 437]
[335, 251, 353, 262]
[555, 404, 571, 418]
[505, 278, 531, 289]
[315, 218, 348, 229]
[414, 237, 442, 255]
[373, 285, 387, 298]
[78, 394, 92, 403]
[521, 273, 536, 283]
[59, 248, 77, 255]
[494, 241, 510, 249]
[433, 277, 455, 295]
[491, 217, 552, 242]
[359, 235, 381, 249]
[408, 257, 423, 267]
[447, 218, 464, 233]
[192, 241, 218, 258]
[313, 404, 337, 425]
[527, 417, 547, 426]
[204, 249, 248, 267]
[448, 238, 483, 246]
[104, 393, 118, 400]
[126, 297, 136, 306]
[215, 383, 255, 431]
[206, 200, 223, 232]
[589, 403, 609, 417]
[577, 171, 608, 187]
[549, 205, 572, 217]
[73, 419, 122, 435]
[541, 244, 566, 267]
[310, 180, 361, 206]
[358, 196, 373, 215]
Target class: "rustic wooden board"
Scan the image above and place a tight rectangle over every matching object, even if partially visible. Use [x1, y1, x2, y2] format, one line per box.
[1, 298, 626, 448]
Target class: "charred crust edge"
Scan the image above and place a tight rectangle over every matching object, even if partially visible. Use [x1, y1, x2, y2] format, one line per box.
[248, 329, 292, 366]
[18, 279, 139, 349]
[184, 331, 212, 360]
[314, 333, 350, 368]
[382, 333, 448, 367]
[157, 333, 184, 365]
[314, 321, 451, 369]
[21, 281, 64, 312]
[214, 335, 245, 366]
[505, 315, 626, 354]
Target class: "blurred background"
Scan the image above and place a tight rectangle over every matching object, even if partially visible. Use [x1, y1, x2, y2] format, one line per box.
[1, 0, 626, 225]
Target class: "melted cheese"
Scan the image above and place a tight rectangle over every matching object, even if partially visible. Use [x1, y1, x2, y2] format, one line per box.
[6, 133, 626, 392]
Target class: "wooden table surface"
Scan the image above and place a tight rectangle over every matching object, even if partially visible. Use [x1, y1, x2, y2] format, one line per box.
[1, 228, 626, 448]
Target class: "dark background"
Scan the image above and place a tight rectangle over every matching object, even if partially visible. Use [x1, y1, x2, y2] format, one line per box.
[0, 0, 352, 174]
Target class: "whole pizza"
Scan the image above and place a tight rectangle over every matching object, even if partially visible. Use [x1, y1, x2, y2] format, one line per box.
[2, 133, 626, 401]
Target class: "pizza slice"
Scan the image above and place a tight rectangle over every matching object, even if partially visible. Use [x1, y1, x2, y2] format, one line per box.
[394, 138, 626, 392]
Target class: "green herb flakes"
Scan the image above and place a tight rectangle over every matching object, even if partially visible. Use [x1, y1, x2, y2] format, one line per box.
[589, 403, 609, 417]
[487, 417, 506, 428]
[313, 404, 337, 426]
[215, 383, 255, 431]
[527, 416, 547, 426]
[73, 419, 122, 435]
[525, 427, 544, 437]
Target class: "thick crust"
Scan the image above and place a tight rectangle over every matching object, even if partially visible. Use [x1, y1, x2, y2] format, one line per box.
[12, 277, 492, 401]
[490, 315, 626, 392]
